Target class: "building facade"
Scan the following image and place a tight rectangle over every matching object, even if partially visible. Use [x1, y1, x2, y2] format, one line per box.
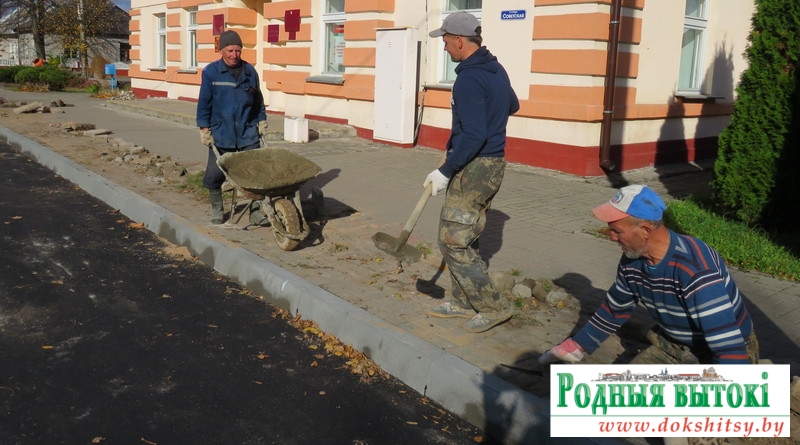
[128, 0, 755, 176]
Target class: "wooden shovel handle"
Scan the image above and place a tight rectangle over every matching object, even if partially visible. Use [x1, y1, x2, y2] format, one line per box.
[394, 183, 432, 249]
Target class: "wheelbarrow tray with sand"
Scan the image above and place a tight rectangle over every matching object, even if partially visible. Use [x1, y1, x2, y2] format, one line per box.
[214, 146, 321, 251]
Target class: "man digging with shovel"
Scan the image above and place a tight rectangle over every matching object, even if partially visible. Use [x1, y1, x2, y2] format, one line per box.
[425, 12, 520, 333]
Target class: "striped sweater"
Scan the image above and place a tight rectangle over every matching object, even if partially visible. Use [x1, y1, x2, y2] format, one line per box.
[573, 230, 754, 364]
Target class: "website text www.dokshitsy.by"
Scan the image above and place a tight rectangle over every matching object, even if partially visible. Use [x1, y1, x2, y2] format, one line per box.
[594, 416, 785, 437]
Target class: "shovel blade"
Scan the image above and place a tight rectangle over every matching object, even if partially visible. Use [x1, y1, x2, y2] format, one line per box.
[371, 232, 423, 263]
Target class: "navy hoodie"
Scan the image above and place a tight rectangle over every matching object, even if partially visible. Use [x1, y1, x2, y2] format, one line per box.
[439, 46, 519, 178]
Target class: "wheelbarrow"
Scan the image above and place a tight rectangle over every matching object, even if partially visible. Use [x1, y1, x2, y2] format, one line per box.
[212, 145, 321, 251]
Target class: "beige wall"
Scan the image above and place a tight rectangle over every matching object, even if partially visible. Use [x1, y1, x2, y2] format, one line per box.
[130, 0, 757, 174]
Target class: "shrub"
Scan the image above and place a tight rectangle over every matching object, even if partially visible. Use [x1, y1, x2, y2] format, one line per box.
[0, 65, 26, 83]
[13, 67, 41, 85]
[12, 65, 74, 91]
[37, 65, 70, 90]
[85, 80, 103, 94]
[711, 0, 800, 229]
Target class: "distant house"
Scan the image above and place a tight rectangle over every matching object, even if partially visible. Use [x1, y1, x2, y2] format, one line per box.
[0, 1, 130, 77]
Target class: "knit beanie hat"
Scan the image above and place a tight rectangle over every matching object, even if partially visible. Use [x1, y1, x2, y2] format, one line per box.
[219, 30, 243, 50]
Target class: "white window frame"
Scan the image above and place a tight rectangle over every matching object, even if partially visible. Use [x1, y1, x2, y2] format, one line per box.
[678, 0, 708, 92]
[321, 0, 345, 75]
[156, 14, 166, 68]
[187, 9, 198, 68]
[436, 1, 482, 84]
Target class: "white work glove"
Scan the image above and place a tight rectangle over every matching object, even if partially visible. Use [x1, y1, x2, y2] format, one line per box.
[199, 128, 214, 146]
[538, 338, 585, 365]
[257, 120, 268, 136]
[423, 169, 449, 196]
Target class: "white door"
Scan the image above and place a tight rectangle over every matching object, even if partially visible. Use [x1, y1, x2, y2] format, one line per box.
[373, 28, 417, 144]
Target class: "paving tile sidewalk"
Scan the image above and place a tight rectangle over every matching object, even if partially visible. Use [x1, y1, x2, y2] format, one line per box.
[103, 96, 800, 374]
[2, 89, 798, 421]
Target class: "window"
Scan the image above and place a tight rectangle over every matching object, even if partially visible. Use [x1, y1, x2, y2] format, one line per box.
[678, 0, 707, 92]
[156, 14, 166, 68]
[437, 1, 482, 83]
[120, 43, 131, 63]
[187, 10, 198, 68]
[322, 0, 345, 74]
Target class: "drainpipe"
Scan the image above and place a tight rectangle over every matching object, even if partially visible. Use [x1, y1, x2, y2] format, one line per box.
[599, 0, 623, 171]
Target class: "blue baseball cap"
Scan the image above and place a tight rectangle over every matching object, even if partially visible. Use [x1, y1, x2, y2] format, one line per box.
[592, 185, 666, 222]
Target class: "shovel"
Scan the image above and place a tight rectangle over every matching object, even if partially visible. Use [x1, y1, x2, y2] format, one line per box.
[371, 183, 432, 263]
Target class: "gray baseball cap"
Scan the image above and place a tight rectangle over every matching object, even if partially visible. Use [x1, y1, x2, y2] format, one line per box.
[429, 11, 480, 37]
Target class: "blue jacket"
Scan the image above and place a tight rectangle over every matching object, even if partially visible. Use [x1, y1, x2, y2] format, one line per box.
[439, 46, 519, 178]
[196, 58, 266, 149]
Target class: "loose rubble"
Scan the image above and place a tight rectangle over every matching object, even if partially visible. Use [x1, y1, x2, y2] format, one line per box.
[42, 114, 188, 186]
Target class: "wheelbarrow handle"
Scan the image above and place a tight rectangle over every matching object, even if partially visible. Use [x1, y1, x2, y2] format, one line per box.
[210, 143, 222, 159]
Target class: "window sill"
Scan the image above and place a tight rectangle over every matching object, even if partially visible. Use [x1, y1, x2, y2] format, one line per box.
[306, 75, 344, 85]
[675, 93, 723, 103]
[148, 67, 167, 72]
[177, 68, 198, 74]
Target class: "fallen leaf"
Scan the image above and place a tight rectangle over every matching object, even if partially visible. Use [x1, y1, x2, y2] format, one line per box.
[406, 421, 418, 425]
[318, 391, 326, 396]
[41, 345, 54, 349]
[128, 222, 145, 229]
[11, 216, 22, 220]
[91, 437, 106, 444]
[251, 380, 262, 385]
[256, 353, 269, 360]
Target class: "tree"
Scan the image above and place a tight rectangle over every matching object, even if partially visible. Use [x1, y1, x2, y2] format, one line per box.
[44, 0, 127, 78]
[711, 0, 800, 231]
[0, 0, 50, 60]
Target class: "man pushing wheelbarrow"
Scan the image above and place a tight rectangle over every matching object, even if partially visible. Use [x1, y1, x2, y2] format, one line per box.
[196, 29, 268, 226]
[196, 30, 321, 251]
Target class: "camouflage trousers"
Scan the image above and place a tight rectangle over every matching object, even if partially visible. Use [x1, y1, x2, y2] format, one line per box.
[630, 325, 759, 365]
[438, 156, 509, 315]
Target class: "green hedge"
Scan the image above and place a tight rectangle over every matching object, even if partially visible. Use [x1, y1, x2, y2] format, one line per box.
[0, 65, 26, 83]
[2, 65, 74, 91]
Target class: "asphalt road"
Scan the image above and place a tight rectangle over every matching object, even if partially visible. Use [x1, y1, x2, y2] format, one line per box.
[0, 142, 490, 444]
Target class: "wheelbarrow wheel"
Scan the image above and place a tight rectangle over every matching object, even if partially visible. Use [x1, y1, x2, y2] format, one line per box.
[272, 198, 301, 251]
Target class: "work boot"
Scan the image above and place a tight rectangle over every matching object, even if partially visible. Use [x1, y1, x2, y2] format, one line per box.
[209, 188, 224, 224]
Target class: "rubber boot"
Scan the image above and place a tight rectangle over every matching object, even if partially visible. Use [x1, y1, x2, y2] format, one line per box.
[209, 188, 224, 224]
